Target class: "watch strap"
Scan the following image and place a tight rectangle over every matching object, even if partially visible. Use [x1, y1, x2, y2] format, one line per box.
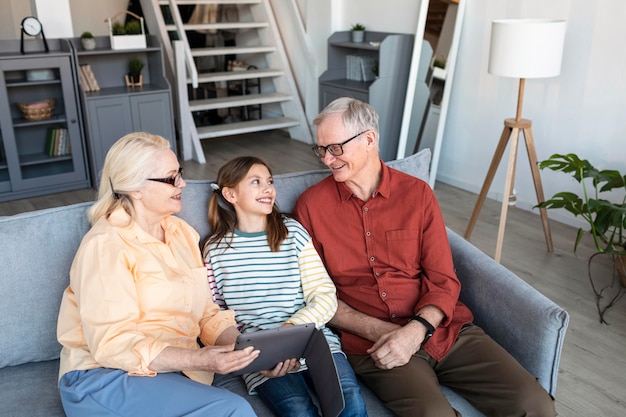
[411, 315, 435, 344]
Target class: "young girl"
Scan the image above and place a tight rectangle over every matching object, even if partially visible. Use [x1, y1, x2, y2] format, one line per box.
[203, 156, 367, 417]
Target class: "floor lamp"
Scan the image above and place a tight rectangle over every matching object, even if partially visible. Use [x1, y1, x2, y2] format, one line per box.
[464, 19, 567, 263]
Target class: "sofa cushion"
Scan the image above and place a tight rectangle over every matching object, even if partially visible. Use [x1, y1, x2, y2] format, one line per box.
[179, 148, 431, 239]
[0, 360, 65, 417]
[0, 203, 92, 368]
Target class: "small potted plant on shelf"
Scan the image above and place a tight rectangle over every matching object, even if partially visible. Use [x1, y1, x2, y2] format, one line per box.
[536, 153, 626, 322]
[80, 31, 96, 50]
[125, 57, 144, 88]
[107, 10, 147, 50]
[351, 23, 366, 43]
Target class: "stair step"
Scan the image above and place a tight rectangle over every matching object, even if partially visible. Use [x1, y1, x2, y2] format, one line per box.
[197, 117, 299, 139]
[192, 45, 277, 57]
[165, 22, 269, 31]
[190, 92, 292, 111]
[158, 0, 261, 5]
[192, 68, 284, 84]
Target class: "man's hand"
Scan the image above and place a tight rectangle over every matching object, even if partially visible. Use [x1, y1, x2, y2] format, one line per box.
[330, 300, 400, 342]
[366, 322, 425, 369]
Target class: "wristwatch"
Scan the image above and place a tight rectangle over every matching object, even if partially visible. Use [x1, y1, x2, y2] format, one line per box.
[411, 315, 435, 345]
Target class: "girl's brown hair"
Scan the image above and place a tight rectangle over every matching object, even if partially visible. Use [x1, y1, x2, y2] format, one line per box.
[203, 156, 288, 254]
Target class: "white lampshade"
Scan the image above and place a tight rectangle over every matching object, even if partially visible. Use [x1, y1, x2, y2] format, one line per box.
[489, 19, 567, 79]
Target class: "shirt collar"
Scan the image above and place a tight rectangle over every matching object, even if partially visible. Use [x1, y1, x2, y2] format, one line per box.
[336, 159, 391, 201]
[108, 206, 176, 243]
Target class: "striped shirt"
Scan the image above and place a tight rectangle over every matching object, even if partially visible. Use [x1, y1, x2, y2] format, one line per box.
[205, 217, 342, 393]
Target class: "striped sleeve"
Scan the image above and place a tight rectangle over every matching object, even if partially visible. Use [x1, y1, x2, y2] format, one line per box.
[287, 240, 338, 327]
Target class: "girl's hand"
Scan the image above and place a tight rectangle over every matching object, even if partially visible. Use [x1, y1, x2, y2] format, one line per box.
[260, 358, 300, 378]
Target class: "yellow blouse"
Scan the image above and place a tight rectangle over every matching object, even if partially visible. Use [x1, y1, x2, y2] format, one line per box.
[57, 207, 235, 385]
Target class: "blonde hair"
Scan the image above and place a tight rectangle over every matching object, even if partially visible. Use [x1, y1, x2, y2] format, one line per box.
[87, 132, 171, 225]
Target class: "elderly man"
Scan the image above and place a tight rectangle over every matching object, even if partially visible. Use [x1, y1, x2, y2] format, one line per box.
[294, 97, 555, 417]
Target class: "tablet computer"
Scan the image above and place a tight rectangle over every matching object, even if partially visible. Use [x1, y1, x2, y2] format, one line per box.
[233, 323, 315, 375]
[234, 323, 345, 417]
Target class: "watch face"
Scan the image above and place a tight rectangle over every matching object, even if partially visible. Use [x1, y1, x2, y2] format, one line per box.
[22, 17, 42, 36]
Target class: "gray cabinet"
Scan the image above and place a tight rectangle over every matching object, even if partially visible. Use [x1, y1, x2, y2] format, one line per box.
[319, 31, 414, 161]
[67, 35, 175, 185]
[0, 39, 90, 202]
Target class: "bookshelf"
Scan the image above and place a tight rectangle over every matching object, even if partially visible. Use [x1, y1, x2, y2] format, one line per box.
[63, 35, 175, 185]
[319, 31, 414, 161]
[0, 39, 90, 202]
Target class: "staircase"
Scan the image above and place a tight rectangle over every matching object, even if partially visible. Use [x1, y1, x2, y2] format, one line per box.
[140, 0, 313, 162]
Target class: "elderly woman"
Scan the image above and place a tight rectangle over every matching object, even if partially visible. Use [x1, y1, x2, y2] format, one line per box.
[56, 132, 259, 417]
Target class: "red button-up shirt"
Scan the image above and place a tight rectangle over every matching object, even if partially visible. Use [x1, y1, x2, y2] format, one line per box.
[294, 162, 473, 361]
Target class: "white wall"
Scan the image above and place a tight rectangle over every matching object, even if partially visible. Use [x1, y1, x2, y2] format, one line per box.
[293, 0, 625, 231]
[0, 0, 129, 40]
[2, 0, 622, 231]
[437, 0, 626, 229]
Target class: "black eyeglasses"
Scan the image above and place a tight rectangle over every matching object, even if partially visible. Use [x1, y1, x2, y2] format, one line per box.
[147, 167, 184, 187]
[312, 131, 367, 158]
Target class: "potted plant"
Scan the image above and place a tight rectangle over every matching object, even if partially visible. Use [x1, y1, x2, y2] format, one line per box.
[125, 57, 144, 87]
[107, 11, 147, 50]
[536, 153, 626, 321]
[351, 23, 366, 43]
[80, 31, 96, 50]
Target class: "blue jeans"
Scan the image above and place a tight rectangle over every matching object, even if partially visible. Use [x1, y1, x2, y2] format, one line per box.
[59, 368, 256, 417]
[255, 352, 368, 417]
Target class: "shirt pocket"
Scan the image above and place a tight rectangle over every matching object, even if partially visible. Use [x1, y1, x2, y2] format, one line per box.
[385, 229, 419, 270]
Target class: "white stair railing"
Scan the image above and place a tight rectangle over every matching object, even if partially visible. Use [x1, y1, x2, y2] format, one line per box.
[167, 0, 199, 88]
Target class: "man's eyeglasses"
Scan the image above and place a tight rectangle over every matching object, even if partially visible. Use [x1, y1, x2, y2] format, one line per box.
[312, 131, 367, 158]
[147, 167, 184, 187]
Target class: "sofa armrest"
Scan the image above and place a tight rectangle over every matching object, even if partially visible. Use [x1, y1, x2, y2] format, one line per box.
[446, 229, 569, 396]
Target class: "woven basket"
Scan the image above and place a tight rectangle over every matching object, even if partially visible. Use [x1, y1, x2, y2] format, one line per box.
[17, 98, 55, 121]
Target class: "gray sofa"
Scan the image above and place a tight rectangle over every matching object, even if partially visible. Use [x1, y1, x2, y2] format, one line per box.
[0, 149, 569, 417]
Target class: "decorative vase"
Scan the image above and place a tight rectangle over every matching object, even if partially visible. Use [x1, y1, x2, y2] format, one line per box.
[81, 38, 96, 50]
[351, 30, 364, 43]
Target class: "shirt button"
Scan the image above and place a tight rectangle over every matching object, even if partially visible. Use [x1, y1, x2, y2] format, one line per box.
[364, 207, 369, 212]
[181, 337, 187, 343]
[375, 272, 380, 277]
[366, 231, 371, 236]
[381, 292, 387, 297]
[391, 313, 397, 318]
[370, 256, 375, 262]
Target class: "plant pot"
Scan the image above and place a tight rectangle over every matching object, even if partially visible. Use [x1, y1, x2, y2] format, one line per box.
[125, 73, 143, 88]
[351, 30, 364, 43]
[81, 38, 96, 50]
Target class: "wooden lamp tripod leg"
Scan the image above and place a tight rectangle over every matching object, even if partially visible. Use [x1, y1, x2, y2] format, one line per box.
[495, 126, 521, 263]
[522, 126, 554, 253]
[464, 123, 513, 240]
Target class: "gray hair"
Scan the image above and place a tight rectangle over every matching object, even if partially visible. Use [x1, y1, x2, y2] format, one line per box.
[313, 97, 379, 137]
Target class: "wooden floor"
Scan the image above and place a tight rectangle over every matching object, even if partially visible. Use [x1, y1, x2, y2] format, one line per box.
[1, 131, 624, 416]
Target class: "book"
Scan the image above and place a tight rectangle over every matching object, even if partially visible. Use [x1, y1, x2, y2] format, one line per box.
[83, 65, 100, 91]
[359, 55, 377, 82]
[79, 64, 100, 92]
[45, 128, 56, 156]
[53, 128, 62, 156]
[77, 66, 89, 92]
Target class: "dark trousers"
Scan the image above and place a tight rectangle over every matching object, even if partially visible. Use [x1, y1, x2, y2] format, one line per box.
[348, 324, 556, 417]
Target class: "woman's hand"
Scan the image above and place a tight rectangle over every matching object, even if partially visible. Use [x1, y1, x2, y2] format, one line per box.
[260, 358, 301, 378]
[149, 344, 259, 375]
